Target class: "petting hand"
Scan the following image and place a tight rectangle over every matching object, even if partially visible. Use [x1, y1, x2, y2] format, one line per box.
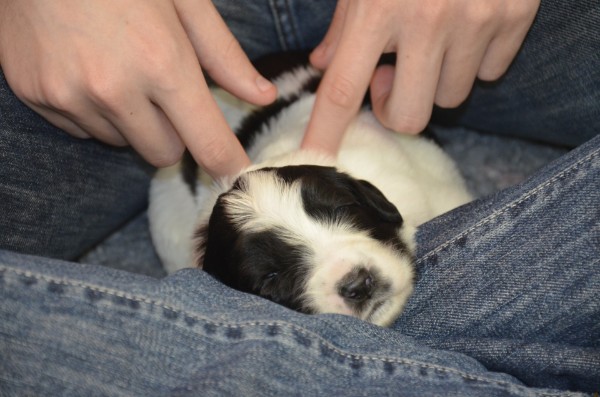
[0, 0, 277, 177]
[302, 0, 540, 155]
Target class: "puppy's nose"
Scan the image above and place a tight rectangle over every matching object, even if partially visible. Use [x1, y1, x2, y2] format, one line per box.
[339, 268, 374, 302]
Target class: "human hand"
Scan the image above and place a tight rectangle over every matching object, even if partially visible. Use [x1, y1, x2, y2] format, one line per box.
[302, 0, 540, 155]
[0, 0, 276, 177]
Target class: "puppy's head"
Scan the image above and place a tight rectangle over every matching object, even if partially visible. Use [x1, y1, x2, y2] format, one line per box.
[196, 165, 415, 326]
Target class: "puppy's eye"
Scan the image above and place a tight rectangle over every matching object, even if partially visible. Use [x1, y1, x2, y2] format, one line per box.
[334, 203, 359, 218]
[263, 272, 278, 282]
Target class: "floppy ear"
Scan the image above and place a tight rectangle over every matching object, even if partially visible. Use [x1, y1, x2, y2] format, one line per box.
[353, 179, 403, 225]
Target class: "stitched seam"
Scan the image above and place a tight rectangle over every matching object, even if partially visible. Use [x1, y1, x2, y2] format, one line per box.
[268, 0, 289, 51]
[417, 147, 600, 264]
[0, 267, 573, 395]
[282, 0, 301, 49]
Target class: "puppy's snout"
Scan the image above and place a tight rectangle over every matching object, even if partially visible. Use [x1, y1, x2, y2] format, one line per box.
[339, 268, 374, 302]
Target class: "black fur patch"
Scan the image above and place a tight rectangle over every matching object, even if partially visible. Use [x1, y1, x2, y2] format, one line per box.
[235, 74, 320, 150]
[271, 165, 406, 250]
[198, 189, 312, 313]
[197, 165, 409, 314]
[181, 150, 198, 195]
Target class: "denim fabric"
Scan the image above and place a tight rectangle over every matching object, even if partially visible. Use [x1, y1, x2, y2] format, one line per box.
[1, 135, 598, 396]
[0, 69, 152, 260]
[1, 1, 599, 395]
[214, 0, 335, 59]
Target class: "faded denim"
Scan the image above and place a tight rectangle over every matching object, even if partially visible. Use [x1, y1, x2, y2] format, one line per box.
[0, 0, 599, 395]
[1, 136, 599, 396]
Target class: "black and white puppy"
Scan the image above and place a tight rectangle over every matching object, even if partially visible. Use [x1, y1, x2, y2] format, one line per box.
[149, 55, 472, 327]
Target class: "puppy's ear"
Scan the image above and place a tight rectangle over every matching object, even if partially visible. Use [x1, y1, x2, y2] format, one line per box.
[353, 179, 403, 225]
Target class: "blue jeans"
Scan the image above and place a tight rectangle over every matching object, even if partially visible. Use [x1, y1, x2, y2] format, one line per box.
[1, 0, 599, 395]
[1, 136, 599, 395]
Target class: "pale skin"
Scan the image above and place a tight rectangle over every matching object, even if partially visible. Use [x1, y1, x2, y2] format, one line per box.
[0, 0, 540, 178]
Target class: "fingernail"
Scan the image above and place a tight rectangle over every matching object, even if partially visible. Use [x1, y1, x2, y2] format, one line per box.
[256, 75, 274, 92]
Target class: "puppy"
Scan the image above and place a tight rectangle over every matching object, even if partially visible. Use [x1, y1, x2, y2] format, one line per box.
[149, 55, 472, 327]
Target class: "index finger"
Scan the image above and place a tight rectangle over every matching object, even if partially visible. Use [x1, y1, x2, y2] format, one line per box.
[302, 20, 386, 155]
[160, 81, 250, 179]
[151, 49, 250, 178]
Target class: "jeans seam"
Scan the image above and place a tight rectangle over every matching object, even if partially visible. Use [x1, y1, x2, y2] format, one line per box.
[268, 0, 300, 50]
[417, 146, 600, 265]
[0, 266, 577, 395]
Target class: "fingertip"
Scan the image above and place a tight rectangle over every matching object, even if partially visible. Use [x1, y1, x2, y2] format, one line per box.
[376, 107, 430, 135]
[301, 113, 345, 158]
[188, 131, 253, 179]
[310, 44, 329, 70]
[300, 132, 340, 157]
[253, 75, 278, 105]
[201, 148, 252, 179]
[256, 75, 274, 93]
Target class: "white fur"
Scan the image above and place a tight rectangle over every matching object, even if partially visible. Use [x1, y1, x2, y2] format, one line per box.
[148, 66, 472, 325]
[212, 164, 418, 326]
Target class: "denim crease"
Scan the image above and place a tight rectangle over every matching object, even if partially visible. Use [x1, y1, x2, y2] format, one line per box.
[1, 0, 599, 395]
[1, 136, 598, 395]
[0, 253, 590, 397]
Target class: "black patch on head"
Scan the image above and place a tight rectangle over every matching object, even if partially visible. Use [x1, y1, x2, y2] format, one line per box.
[198, 184, 312, 313]
[196, 165, 410, 314]
[272, 165, 405, 250]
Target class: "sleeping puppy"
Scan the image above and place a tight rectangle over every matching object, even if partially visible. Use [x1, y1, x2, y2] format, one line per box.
[149, 54, 472, 327]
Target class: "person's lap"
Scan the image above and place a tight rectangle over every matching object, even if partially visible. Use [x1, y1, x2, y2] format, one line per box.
[1, 135, 598, 395]
[0, 70, 152, 260]
[0, 0, 598, 394]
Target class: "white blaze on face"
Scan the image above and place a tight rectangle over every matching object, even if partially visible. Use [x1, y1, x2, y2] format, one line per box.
[305, 234, 415, 326]
[221, 169, 416, 326]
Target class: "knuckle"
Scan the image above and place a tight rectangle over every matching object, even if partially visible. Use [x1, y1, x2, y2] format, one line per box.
[202, 35, 241, 74]
[418, 0, 450, 25]
[85, 76, 124, 109]
[106, 133, 129, 147]
[436, 96, 465, 109]
[435, 89, 469, 109]
[137, 33, 184, 77]
[365, 1, 394, 22]
[145, 51, 182, 93]
[477, 66, 505, 82]
[381, 110, 429, 134]
[41, 80, 77, 112]
[147, 49, 179, 79]
[4, 76, 29, 102]
[197, 140, 230, 171]
[193, 134, 242, 174]
[465, 2, 497, 26]
[324, 73, 359, 110]
[148, 143, 185, 168]
[97, 132, 128, 147]
[508, 0, 539, 24]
